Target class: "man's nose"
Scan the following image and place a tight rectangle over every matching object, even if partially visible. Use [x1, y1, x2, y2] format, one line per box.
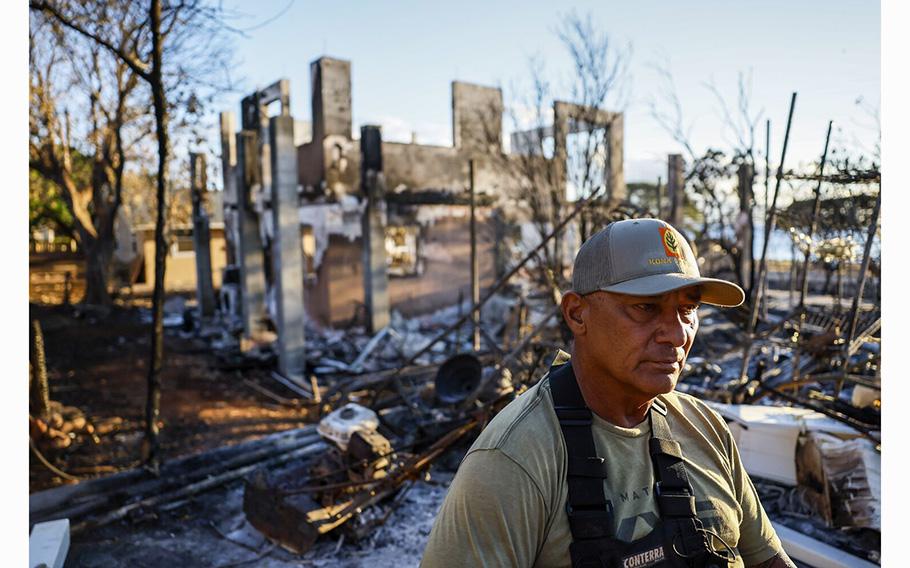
[654, 308, 688, 348]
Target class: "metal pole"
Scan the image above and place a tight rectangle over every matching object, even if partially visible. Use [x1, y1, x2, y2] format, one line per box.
[749, 93, 797, 333]
[368, 184, 608, 407]
[469, 160, 481, 352]
[738, 93, 797, 386]
[761, 120, 771, 319]
[844, 191, 881, 347]
[798, 121, 833, 307]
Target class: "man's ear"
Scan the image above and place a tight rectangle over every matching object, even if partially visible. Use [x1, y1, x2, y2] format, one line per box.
[561, 291, 587, 336]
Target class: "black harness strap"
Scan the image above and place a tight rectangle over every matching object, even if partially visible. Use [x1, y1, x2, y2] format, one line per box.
[649, 411, 697, 518]
[549, 361, 733, 568]
[550, 362, 614, 540]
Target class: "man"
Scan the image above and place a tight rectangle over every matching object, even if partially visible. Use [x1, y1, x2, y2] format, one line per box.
[422, 219, 795, 568]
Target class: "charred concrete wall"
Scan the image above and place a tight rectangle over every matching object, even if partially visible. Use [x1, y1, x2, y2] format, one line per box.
[452, 81, 503, 155]
[297, 57, 515, 198]
[303, 208, 497, 327]
[258, 55, 626, 327]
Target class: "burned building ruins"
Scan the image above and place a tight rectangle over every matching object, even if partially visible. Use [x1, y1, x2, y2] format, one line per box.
[216, 55, 625, 379]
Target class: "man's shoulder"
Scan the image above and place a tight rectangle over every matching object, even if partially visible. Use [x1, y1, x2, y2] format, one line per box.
[662, 389, 728, 422]
[467, 377, 565, 468]
[659, 389, 734, 449]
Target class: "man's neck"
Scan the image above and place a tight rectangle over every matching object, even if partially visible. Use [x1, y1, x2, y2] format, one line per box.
[568, 349, 654, 429]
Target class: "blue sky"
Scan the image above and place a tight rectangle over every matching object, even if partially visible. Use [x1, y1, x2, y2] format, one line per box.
[219, 0, 880, 183]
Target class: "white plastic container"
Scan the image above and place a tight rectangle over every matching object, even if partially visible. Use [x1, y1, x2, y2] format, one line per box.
[317, 403, 380, 450]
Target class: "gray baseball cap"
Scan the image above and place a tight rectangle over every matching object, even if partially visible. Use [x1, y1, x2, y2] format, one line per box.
[571, 218, 745, 307]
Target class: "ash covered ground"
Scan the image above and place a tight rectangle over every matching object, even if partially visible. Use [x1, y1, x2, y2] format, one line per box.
[67, 469, 454, 568]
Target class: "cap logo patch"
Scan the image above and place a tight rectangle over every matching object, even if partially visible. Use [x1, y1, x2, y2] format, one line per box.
[659, 227, 681, 258]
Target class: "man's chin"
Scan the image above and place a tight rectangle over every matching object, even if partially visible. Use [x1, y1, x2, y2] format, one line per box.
[638, 373, 678, 397]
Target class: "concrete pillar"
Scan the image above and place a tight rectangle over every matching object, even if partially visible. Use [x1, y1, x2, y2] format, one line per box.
[219, 112, 239, 266]
[360, 125, 390, 333]
[606, 113, 626, 203]
[236, 130, 269, 340]
[311, 58, 352, 193]
[551, 102, 569, 273]
[667, 154, 685, 227]
[269, 114, 306, 380]
[190, 153, 216, 317]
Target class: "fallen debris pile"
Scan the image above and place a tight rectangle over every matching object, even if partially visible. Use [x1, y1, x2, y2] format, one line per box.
[30, 426, 327, 533]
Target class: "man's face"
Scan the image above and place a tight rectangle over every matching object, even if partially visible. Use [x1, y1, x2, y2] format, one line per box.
[572, 287, 701, 400]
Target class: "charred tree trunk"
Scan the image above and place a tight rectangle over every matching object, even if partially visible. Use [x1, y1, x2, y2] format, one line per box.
[83, 239, 114, 305]
[144, 0, 168, 472]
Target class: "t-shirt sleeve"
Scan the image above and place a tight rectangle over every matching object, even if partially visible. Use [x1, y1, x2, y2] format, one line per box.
[724, 427, 785, 566]
[421, 448, 550, 568]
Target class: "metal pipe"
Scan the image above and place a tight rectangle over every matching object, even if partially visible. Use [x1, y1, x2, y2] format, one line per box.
[799, 121, 833, 307]
[844, 191, 882, 347]
[738, 93, 797, 386]
[761, 120, 770, 320]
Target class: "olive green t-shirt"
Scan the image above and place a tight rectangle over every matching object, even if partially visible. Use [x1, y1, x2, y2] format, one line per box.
[421, 357, 784, 568]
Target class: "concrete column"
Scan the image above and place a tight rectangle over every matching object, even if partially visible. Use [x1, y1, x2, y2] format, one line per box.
[190, 153, 216, 317]
[360, 125, 390, 333]
[219, 112, 239, 266]
[606, 113, 626, 203]
[551, 102, 569, 273]
[237, 130, 269, 340]
[269, 114, 306, 380]
[667, 154, 685, 227]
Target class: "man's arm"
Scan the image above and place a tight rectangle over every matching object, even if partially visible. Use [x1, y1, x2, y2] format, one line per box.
[421, 448, 550, 568]
[709, 410, 789, 565]
[747, 551, 798, 568]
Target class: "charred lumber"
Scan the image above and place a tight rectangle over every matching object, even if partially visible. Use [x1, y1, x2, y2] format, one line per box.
[243, 399, 504, 555]
[71, 441, 327, 535]
[753, 365, 879, 444]
[30, 319, 51, 421]
[30, 426, 320, 525]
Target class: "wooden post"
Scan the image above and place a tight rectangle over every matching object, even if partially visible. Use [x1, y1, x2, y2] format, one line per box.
[30, 320, 51, 421]
[667, 154, 684, 227]
[469, 160, 481, 352]
[656, 176, 663, 219]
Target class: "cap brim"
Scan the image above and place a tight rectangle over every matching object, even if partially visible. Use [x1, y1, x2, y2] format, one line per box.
[601, 273, 745, 307]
